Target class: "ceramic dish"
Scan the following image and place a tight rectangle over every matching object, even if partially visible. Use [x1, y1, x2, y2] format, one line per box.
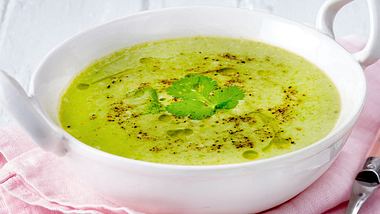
[0, 0, 379, 213]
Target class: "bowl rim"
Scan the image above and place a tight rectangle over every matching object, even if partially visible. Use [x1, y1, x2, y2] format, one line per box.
[29, 6, 366, 171]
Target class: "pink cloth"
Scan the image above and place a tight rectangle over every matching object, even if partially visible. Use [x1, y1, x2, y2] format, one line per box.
[0, 132, 139, 214]
[1, 39, 380, 214]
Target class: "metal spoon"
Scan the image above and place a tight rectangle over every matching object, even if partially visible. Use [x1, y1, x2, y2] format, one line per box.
[346, 131, 380, 214]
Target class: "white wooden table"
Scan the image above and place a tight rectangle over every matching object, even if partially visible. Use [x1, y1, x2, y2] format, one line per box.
[0, 0, 369, 125]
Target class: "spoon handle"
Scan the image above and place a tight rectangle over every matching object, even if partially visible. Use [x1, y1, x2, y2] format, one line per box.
[346, 182, 374, 214]
[346, 129, 380, 214]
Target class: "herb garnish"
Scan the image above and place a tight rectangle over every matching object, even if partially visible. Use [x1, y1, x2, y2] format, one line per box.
[166, 74, 244, 119]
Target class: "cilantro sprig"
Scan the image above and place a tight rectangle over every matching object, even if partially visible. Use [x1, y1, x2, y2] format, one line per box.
[127, 86, 162, 114]
[166, 74, 244, 119]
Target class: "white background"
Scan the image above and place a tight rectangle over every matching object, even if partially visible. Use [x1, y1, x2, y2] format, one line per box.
[0, 0, 370, 124]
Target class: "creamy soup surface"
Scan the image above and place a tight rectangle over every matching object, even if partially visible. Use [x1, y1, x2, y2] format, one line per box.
[59, 37, 340, 165]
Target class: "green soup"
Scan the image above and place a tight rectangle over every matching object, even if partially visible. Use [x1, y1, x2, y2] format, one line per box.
[59, 37, 340, 165]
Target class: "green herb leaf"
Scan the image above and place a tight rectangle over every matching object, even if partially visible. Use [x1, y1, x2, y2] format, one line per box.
[166, 100, 215, 120]
[147, 88, 162, 114]
[166, 74, 244, 119]
[127, 87, 162, 114]
[211, 86, 245, 109]
[166, 74, 217, 100]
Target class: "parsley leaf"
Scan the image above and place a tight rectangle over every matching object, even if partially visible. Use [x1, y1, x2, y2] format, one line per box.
[146, 88, 162, 114]
[127, 87, 162, 114]
[211, 86, 245, 109]
[166, 74, 217, 101]
[166, 74, 244, 119]
[166, 100, 215, 119]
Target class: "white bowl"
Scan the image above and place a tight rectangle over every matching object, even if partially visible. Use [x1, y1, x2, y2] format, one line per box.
[1, 0, 379, 213]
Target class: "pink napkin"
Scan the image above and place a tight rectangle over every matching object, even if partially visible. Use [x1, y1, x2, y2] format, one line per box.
[0, 132, 140, 214]
[1, 38, 380, 214]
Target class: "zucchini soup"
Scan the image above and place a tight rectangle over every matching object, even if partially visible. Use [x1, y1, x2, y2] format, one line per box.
[59, 37, 340, 165]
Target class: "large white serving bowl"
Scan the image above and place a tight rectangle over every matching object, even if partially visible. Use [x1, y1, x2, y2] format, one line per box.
[0, 0, 379, 213]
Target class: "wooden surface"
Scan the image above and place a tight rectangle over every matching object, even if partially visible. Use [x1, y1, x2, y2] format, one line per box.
[0, 0, 369, 125]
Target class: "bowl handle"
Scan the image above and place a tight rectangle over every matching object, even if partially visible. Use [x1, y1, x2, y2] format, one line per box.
[0, 70, 67, 155]
[316, 0, 380, 67]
